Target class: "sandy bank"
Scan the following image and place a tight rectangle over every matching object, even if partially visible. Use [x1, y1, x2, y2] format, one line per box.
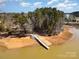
[0, 25, 72, 49]
[42, 26, 72, 44]
[0, 37, 38, 49]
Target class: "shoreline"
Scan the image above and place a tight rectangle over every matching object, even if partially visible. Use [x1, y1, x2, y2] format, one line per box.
[0, 25, 72, 49]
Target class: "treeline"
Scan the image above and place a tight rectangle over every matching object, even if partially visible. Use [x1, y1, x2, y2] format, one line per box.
[0, 7, 64, 36]
[72, 11, 79, 17]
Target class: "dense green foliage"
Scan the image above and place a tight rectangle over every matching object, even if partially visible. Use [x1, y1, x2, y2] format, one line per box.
[28, 8, 64, 35]
[0, 7, 64, 36]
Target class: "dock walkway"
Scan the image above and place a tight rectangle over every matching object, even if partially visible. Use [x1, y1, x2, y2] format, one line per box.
[31, 34, 52, 49]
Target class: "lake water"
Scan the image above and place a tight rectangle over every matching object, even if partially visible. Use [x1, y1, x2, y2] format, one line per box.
[0, 25, 79, 59]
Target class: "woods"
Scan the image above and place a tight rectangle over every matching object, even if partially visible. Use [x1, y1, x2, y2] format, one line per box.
[0, 7, 64, 36]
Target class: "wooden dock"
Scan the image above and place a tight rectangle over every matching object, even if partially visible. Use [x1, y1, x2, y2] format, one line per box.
[31, 34, 52, 49]
[64, 22, 79, 25]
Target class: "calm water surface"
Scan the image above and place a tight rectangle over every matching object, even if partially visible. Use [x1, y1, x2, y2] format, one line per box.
[0, 25, 79, 59]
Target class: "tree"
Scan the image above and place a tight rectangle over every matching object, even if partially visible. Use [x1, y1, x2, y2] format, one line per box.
[28, 7, 64, 35]
[0, 7, 64, 36]
[13, 12, 28, 34]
